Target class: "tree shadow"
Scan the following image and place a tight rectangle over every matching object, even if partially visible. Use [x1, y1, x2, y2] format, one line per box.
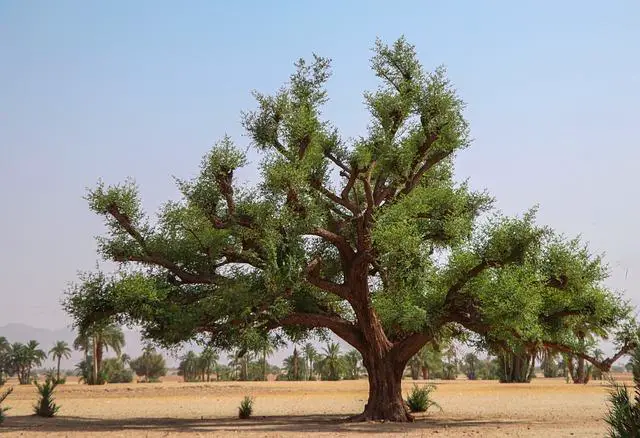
[3, 414, 529, 434]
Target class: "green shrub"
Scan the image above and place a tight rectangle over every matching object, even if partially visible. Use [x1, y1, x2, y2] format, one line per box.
[0, 386, 13, 425]
[405, 384, 441, 413]
[45, 368, 66, 385]
[33, 378, 60, 417]
[605, 348, 640, 437]
[238, 395, 254, 419]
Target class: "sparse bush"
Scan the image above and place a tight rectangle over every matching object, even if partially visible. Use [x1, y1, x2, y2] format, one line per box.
[605, 348, 640, 437]
[33, 378, 60, 417]
[405, 384, 441, 413]
[238, 395, 254, 419]
[45, 368, 67, 385]
[0, 386, 13, 425]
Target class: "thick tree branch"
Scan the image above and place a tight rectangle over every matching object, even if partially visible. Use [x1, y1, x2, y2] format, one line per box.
[107, 204, 220, 284]
[360, 163, 376, 218]
[324, 151, 351, 174]
[456, 310, 635, 373]
[215, 171, 236, 215]
[401, 148, 453, 195]
[341, 171, 358, 202]
[305, 257, 351, 301]
[541, 340, 634, 372]
[444, 259, 497, 306]
[113, 253, 218, 284]
[391, 332, 432, 363]
[278, 312, 366, 352]
[310, 179, 358, 213]
[309, 227, 355, 260]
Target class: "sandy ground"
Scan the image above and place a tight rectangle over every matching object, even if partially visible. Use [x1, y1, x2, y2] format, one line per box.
[0, 377, 621, 437]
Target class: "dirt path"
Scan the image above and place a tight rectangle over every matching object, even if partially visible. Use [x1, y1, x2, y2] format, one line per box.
[0, 378, 614, 436]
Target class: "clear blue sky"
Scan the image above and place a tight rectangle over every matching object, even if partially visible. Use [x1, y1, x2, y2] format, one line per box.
[1, 0, 639, 329]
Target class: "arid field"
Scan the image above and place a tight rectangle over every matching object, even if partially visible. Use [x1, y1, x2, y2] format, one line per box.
[0, 375, 625, 437]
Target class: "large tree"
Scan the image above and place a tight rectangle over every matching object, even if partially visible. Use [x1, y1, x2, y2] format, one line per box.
[64, 37, 635, 421]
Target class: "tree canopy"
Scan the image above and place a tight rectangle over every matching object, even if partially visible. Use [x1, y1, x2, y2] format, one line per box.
[64, 36, 636, 422]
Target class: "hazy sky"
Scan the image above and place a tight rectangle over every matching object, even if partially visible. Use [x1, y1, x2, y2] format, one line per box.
[1, 1, 639, 331]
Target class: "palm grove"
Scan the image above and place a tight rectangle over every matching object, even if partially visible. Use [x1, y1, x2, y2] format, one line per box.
[64, 38, 636, 422]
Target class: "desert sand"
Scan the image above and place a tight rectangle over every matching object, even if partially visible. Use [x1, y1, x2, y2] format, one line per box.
[0, 376, 621, 437]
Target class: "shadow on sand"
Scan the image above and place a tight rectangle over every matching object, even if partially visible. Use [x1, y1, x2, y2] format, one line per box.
[3, 414, 527, 434]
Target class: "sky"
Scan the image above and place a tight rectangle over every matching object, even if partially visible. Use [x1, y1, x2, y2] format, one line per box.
[1, 0, 639, 337]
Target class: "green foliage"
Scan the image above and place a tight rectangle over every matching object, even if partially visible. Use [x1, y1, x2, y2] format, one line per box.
[302, 343, 318, 380]
[73, 322, 126, 385]
[316, 343, 343, 381]
[408, 344, 443, 380]
[405, 384, 441, 413]
[0, 386, 13, 425]
[44, 368, 66, 384]
[496, 351, 536, 383]
[342, 350, 362, 380]
[102, 358, 134, 383]
[238, 395, 254, 419]
[178, 351, 200, 382]
[76, 356, 133, 384]
[63, 36, 637, 421]
[282, 347, 306, 381]
[129, 346, 167, 382]
[33, 378, 60, 417]
[462, 353, 479, 380]
[49, 341, 72, 384]
[605, 348, 640, 437]
[6, 341, 46, 385]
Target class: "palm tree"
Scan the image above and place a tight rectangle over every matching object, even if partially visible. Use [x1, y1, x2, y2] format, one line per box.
[199, 347, 219, 382]
[120, 353, 131, 365]
[9, 341, 46, 384]
[283, 347, 305, 381]
[302, 343, 318, 381]
[74, 323, 125, 385]
[343, 349, 362, 380]
[49, 341, 72, 383]
[320, 342, 342, 381]
[256, 337, 276, 381]
[179, 351, 199, 382]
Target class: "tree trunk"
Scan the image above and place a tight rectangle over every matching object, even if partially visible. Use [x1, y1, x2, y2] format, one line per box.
[421, 366, 429, 380]
[57, 357, 61, 382]
[527, 355, 536, 380]
[263, 349, 267, 381]
[409, 363, 419, 380]
[352, 356, 411, 422]
[92, 339, 99, 385]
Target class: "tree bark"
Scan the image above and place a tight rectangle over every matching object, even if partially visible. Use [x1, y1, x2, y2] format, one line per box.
[421, 366, 429, 380]
[409, 363, 419, 380]
[92, 339, 99, 385]
[351, 355, 412, 422]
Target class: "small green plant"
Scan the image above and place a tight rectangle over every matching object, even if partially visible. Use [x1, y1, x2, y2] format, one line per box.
[0, 386, 14, 425]
[405, 384, 441, 413]
[238, 395, 254, 419]
[605, 347, 640, 437]
[33, 378, 60, 417]
[45, 368, 66, 385]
